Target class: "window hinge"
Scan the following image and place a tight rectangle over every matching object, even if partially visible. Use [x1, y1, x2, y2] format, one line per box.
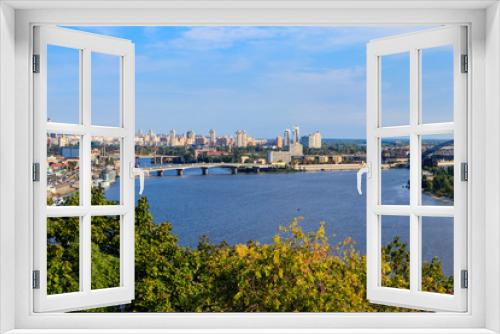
[32, 54, 40, 73]
[461, 162, 468, 182]
[461, 54, 468, 73]
[461, 269, 468, 289]
[32, 162, 40, 182]
[32, 270, 40, 289]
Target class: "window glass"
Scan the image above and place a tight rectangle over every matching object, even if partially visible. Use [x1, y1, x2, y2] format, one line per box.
[91, 215, 121, 289]
[91, 137, 121, 205]
[91, 52, 121, 127]
[421, 134, 454, 206]
[421, 217, 454, 294]
[381, 215, 410, 289]
[47, 217, 80, 295]
[47, 45, 80, 124]
[380, 52, 410, 127]
[381, 137, 410, 205]
[421, 46, 454, 124]
[47, 133, 81, 206]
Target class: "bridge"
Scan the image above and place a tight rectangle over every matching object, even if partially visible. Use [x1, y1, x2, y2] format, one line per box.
[422, 140, 454, 160]
[141, 162, 275, 176]
[136, 155, 180, 165]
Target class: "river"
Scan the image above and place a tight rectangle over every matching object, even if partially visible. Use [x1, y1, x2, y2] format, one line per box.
[106, 164, 454, 275]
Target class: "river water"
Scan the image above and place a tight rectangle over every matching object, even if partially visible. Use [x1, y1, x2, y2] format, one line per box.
[106, 164, 454, 275]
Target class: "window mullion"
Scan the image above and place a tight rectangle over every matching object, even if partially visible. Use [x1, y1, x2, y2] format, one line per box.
[80, 48, 92, 294]
[409, 48, 421, 293]
[81, 48, 91, 210]
[79, 215, 91, 293]
[81, 48, 91, 129]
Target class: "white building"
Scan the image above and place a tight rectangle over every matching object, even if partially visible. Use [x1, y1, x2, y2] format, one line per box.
[209, 129, 216, 146]
[293, 126, 300, 143]
[308, 131, 322, 149]
[289, 142, 304, 156]
[235, 130, 248, 148]
[186, 130, 196, 145]
[284, 128, 291, 147]
[168, 129, 176, 146]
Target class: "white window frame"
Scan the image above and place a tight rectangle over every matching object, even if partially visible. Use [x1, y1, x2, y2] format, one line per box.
[366, 26, 468, 312]
[32, 26, 136, 312]
[0, 1, 499, 333]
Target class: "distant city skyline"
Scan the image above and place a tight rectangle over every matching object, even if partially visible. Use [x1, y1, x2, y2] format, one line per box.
[48, 26, 452, 138]
[134, 125, 322, 150]
[136, 126, 322, 140]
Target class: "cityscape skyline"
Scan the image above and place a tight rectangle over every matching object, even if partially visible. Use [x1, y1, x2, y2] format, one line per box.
[134, 125, 323, 149]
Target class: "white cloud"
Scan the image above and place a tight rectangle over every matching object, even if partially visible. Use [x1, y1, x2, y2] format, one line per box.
[272, 66, 364, 84]
[262, 66, 366, 103]
[135, 54, 190, 74]
[147, 27, 284, 51]
[285, 26, 429, 51]
[226, 57, 253, 72]
[146, 26, 432, 52]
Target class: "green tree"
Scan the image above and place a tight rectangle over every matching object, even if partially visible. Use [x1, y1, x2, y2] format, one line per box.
[421, 257, 453, 294]
[47, 215, 80, 294]
[47, 189, 121, 297]
[381, 236, 410, 290]
[47, 192, 453, 312]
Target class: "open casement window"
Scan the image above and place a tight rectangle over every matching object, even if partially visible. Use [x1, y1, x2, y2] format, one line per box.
[366, 26, 468, 312]
[33, 26, 135, 312]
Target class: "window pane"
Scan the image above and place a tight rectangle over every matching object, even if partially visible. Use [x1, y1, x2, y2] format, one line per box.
[381, 215, 410, 290]
[91, 215, 121, 289]
[47, 217, 80, 295]
[380, 52, 410, 127]
[381, 137, 410, 205]
[91, 52, 121, 127]
[47, 45, 80, 124]
[421, 46, 454, 124]
[47, 133, 80, 206]
[421, 217, 454, 294]
[91, 136, 121, 205]
[421, 134, 454, 206]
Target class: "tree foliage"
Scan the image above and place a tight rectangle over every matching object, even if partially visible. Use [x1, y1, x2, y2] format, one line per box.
[47, 189, 453, 312]
[422, 167, 454, 199]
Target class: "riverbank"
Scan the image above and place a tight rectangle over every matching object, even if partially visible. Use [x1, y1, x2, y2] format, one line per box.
[292, 163, 363, 171]
[239, 163, 364, 174]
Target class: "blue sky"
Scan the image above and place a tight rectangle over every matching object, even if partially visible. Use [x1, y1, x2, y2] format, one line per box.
[47, 26, 453, 138]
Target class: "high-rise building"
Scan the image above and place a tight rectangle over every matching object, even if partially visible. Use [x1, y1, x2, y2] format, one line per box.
[186, 130, 196, 145]
[235, 130, 248, 148]
[307, 131, 322, 149]
[178, 134, 187, 146]
[284, 129, 291, 147]
[209, 129, 216, 146]
[168, 129, 177, 146]
[276, 135, 283, 149]
[293, 126, 300, 144]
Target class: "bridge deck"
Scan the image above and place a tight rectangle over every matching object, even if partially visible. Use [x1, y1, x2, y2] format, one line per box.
[142, 163, 273, 172]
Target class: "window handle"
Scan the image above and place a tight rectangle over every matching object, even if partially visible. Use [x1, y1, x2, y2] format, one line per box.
[357, 163, 371, 195]
[130, 163, 145, 195]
